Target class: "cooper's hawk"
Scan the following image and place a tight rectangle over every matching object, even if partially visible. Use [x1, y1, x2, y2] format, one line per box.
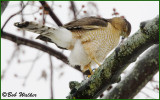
[14, 16, 131, 75]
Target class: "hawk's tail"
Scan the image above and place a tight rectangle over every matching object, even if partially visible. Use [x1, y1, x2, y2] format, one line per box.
[14, 21, 73, 49]
[14, 21, 55, 35]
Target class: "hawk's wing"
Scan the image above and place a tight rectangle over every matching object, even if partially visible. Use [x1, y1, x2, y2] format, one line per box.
[63, 17, 109, 31]
[37, 17, 109, 43]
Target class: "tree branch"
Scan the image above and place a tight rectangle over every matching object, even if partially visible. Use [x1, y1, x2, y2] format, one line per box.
[1, 1, 9, 15]
[1, 31, 68, 65]
[103, 44, 159, 99]
[39, 1, 63, 26]
[66, 15, 159, 99]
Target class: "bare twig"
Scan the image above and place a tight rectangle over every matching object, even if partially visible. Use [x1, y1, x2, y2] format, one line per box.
[20, 1, 26, 37]
[70, 1, 77, 20]
[42, 7, 46, 25]
[76, 5, 85, 17]
[49, 55, 54, 99]
[1, 46, 19, 80]
[22, 10, 40, 15]
[145, 86, 159, 93]
[2, 1, 29, 31]
[23, 53, 42, 86]
[150, 81, 159, 92]
[39, 1, 63, 26]
[140, 91, 155, 99]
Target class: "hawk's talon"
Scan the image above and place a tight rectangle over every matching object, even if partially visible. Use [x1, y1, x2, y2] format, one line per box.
[87, 75, 91, 78]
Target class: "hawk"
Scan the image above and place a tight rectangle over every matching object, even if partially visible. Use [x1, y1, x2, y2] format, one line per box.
[14, 16, 131, 75]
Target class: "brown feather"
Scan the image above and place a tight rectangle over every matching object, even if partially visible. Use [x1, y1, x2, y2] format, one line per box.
[63, 16, 109, 31]
[108, 17, 131, 37]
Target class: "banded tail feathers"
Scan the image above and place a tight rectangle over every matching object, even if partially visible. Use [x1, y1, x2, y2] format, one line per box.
[14, 21, 72, 49]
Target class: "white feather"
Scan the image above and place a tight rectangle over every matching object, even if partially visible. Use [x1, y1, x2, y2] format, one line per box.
[49, 27, 72, 48]
[69, 40, 90, 71]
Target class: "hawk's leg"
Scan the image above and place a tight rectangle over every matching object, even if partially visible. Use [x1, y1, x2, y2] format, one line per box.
[93, 58, 101, 66]
[88, 66, 93, 77]
[88, 58, 101, 77]
[88, 65, 93, 75]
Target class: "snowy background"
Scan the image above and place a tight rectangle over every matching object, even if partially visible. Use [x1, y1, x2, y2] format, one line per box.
[1, 1, 159, 99]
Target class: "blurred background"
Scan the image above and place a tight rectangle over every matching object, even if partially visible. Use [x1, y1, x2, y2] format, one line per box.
[1, 1, 159, 99]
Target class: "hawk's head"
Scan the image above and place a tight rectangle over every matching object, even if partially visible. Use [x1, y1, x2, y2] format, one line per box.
[109, 17, 131, 38]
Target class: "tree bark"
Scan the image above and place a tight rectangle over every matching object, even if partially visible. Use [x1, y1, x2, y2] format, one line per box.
[66, 15, 159, 99]
[103, 44, 159, 99]
[39, 1, 63, 26]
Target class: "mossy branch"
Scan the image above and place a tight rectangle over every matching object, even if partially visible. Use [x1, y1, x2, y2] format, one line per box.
[103, 44, 159, 99]
[66, 15, 159, 99]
